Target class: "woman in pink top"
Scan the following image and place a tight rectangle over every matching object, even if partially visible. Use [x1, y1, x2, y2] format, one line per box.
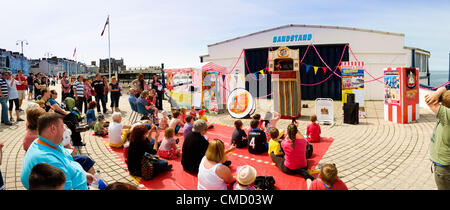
[270, 124, 314, 180]
[23, 107, 46, 151]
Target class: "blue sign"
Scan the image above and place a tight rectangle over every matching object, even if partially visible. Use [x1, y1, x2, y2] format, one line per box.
[273, 34, 312, 43]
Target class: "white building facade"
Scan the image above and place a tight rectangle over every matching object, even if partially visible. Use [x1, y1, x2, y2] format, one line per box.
[200, 24, 430, 100]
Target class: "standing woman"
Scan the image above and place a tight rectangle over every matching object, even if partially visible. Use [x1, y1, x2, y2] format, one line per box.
[151, 75, 163, 110]
[102, 76, 109, 106]
[109, 76, 121, 112]
[132, 73, 146, 96]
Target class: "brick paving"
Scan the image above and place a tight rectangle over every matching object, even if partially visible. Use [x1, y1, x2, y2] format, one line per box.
[0, 85, 439, 190]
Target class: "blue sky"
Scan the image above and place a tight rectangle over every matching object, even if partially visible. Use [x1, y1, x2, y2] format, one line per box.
[1, 0, 449, 70]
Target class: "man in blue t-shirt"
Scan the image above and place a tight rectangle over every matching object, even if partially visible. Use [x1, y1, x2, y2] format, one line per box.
[21, 113, 94, 190]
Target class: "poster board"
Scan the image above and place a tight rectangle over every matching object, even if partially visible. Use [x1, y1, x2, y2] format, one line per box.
[202, 71, 219, 113]
[227, 88, 255, 119]
[341, 61, 365, 117]
[315, 98, 334, 124]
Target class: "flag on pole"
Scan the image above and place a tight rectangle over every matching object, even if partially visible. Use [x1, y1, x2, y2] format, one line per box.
[73, 47, 76, 57]
[101, 16, 109, 36]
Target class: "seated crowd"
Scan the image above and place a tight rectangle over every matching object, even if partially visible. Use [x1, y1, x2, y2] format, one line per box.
[12, 71, 350, 191]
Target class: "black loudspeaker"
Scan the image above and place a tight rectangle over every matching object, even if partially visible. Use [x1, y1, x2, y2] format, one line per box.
[190, 86, 195, 92]
[347, 93, 355, 104]
[344, 103, 359, 124]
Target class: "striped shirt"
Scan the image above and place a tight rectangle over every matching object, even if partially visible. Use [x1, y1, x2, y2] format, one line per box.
[73, 81, 85, 97]
[0, 78, 9, 97]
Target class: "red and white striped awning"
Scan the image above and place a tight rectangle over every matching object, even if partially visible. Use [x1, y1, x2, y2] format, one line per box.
[201, 62, 228, 74]
[341, 61, 365, 68]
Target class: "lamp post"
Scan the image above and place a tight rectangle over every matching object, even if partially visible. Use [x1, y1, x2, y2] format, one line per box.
[16, 40, 28, 55]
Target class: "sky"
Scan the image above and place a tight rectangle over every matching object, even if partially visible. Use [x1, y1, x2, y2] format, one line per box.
[1, 0, 449, 70]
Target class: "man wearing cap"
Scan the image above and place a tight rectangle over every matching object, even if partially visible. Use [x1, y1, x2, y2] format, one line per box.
[181, 120, 210, 174]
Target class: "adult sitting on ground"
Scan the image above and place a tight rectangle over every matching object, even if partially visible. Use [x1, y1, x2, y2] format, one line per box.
[108, 112, 131, 148]
[126, 124, 172, 178]
[197, 139, 235, 190]
[425, 86, 450, 190]
[181, 119, 210, 174]
[23, 107, 46, 151]
[270, 124, 314, 181]
[21, 112, 95, 190]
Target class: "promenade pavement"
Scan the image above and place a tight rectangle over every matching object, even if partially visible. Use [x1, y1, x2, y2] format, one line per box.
[0, 85, 439, 190]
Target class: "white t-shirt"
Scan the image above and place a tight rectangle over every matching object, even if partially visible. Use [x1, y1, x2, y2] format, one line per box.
[6, 79, 19, 100]
[108, 122, 124, 145]
[197, 157, 227, 190]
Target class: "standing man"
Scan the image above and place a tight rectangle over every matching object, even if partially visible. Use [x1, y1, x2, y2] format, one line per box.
[15, 70, 27, 111]
[92, 73, 107, 114]
[425, 86, 450, 190]
[60, 72, 71, 103]
[73, 75, 86, 113]
[33, 73, 45, 99]
[151, 75, 163, 110]
[132, 73, 145, 96]
[0, 71, 12, 125]
[27, 72, 34, 100]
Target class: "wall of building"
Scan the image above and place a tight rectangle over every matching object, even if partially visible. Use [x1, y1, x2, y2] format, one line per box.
[203, 25, 417, 100]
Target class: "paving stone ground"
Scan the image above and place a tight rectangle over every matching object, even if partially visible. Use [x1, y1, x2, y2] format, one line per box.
[0, 84, 439, 190]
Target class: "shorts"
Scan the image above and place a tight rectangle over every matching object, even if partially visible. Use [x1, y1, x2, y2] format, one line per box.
[17, 90, 25, 100]
[73, 155, 96, 172]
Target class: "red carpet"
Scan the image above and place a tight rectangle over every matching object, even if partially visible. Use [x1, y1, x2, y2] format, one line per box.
[98, 124, 334, 190]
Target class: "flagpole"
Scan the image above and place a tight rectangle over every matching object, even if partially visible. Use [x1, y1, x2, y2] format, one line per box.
[108, 14, 111, 83]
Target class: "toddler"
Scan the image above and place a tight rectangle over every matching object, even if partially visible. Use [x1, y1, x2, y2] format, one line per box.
[306, 115, 321, 142]
[159, 110, 169, 130]
[233, 165, 257, 190]
[157, 128, 181, 160]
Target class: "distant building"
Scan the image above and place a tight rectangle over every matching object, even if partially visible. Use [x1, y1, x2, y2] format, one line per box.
[0, 48, 31, 74]
[99, 58, 126, 75]
[30, 56, 87, 76]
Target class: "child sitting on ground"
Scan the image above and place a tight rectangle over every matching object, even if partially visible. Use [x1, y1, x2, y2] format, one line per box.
[157, 128, 181, 160]
[308, 163, 348, 190]
[268, 128, 284, 157]
[159, 110, 169, 130]
[189, 105, 197, 120]
[108, 112, 131, 148]
[233, 165, 257, 190]
[198, 109, 214, 129]
[182, 115, 194, 139]
[264, 111, 283, 139]
[94, 114, 108, 137]
[169, 111, 185, 135]
[28, 163, 66, 190]
[180, 107, 187, 123]
[252, 114, 265, 131]
[247, 119, 268, 154]
[231, 120, 248, 148]
[306, 114, 321, 142]
[86, 101, 97, 128]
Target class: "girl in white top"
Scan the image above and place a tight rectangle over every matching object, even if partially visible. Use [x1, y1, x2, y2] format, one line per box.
[197, 139, 235, 190]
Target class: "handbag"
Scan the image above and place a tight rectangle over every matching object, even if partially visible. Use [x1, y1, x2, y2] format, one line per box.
[141, 153, 156, 180]
[254, 176, 275, 190]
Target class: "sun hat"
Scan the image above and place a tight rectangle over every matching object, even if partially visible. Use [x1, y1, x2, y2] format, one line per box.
[236, 165, 257, 186]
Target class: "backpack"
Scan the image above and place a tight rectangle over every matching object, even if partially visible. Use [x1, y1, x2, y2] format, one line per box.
[254, 176, 275, 190]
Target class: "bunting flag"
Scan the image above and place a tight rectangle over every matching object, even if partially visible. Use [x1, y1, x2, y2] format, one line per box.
[313, 66, 319, 75]
[322, 67, 327, 74]
[306, 64, 311, 73]
[101, 16, 109, 36]
[259, 70, 265, 76]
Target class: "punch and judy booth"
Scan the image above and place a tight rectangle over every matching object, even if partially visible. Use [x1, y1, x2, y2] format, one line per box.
[268, 46, 302, 119]
[384, 67, 420, 124]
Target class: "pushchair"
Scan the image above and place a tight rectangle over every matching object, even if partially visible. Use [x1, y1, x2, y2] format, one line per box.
[61, 97, 89, 146]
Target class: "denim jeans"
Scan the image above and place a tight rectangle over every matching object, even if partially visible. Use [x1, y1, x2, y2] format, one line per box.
[95, 95, 107, 113]
[0, 96, 10, 123]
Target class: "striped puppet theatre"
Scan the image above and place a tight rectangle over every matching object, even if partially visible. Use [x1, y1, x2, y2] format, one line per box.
[383, 67, 420, 124]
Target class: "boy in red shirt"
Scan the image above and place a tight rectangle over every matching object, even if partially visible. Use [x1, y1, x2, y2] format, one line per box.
[306, 115, 321, 142]
[309, 163, 348, 190]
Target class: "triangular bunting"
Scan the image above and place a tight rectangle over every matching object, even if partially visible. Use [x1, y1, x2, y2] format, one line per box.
[313, 66, 319, 75]
[260, 70, 265, 76]
[306, 64, 311, 73]
[322, 67, 327, 74]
